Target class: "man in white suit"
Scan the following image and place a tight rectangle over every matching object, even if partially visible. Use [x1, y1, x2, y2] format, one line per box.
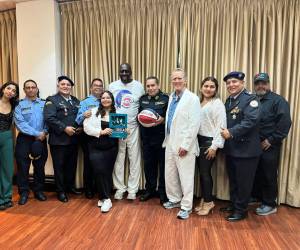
[162, 68, 201, 220]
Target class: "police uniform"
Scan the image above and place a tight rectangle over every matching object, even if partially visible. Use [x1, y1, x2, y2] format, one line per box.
[252, 90, 291, 208]
[139, 90, 169, 202]
[44, 93, 80, 196]
[14, 98, 48, 197]
[223, 72, 262, 219]
[76, 95, 100, 197]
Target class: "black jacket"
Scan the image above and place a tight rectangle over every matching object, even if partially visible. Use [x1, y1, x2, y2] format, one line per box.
[44, 93, 80, 145]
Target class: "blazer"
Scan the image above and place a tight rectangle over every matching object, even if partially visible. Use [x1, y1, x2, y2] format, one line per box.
[162, 88, 201, 156]
[224, 89, 262, 158]
[44, 93, 80, 145]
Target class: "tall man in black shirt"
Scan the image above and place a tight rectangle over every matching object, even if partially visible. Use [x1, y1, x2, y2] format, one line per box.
[252, 73, 291, 216]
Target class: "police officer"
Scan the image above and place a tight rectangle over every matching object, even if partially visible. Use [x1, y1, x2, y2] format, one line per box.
[44, 76, 80, 202]
[139, 76, 169, 204]
[14, 79, 48, 205]
[220, 71, 262, 222]
[76, 78, 104, 199]
[251, 73, 291, 216]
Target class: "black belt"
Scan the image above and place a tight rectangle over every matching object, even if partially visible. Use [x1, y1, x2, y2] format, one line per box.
[198, 135, 213, 148]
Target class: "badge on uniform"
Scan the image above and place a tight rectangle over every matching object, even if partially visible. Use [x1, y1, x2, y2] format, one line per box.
[230, 107, 240, 120]
[250, 100, 258, 108]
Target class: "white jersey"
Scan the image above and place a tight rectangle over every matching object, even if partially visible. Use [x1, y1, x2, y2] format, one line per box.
[109, 79, 145, 128]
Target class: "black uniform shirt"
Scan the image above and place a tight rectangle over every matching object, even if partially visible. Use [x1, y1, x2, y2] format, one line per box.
[139, 90, 169, 145]
[258, 91, 291, 145]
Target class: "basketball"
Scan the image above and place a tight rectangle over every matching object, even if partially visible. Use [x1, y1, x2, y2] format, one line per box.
[138, 108, 159, 127]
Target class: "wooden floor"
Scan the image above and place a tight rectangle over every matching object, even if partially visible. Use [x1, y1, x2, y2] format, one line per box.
[0, 189, 299, 250]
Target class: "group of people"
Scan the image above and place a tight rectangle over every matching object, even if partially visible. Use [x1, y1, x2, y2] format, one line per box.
[0, 64, 291, 222]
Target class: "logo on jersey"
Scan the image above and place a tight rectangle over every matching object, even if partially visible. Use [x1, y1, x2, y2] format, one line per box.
[115, 90, 133, 108]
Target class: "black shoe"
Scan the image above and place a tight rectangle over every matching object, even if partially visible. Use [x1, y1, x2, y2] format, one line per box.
[139, 191, 155, 202]
[34, 192, 47, 201]
[0, 204, 6, 211]
[226, 212, 248, 222]
[85, 191, 94, 199]
[18, 194, 29, 205]
[57, 192, 68, 202]
[5, 201, 13, 208]
[220, 206, 234, 213]
[68, 188, 82, 195]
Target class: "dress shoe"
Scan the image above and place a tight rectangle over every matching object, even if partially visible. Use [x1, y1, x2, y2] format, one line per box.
[34, 192, 47, 201]
[85, 191, 94, 199]
[18, 194, 29, 205]
[0, 204, 6, 211]
[139, 191, 155, 202]
[68, 188, 82, 195]
[226, 212, 248, 222]
[57, 192, 68, 202]
[220, 205, 234, 213]
[5, 201, 13, 208]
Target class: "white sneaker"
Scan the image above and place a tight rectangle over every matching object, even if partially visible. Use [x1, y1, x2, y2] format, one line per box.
[97, 200, 103, 207]
[101, 199, 112, 213]
[114, 191, 124, 200]
[127, 193, 136, 200]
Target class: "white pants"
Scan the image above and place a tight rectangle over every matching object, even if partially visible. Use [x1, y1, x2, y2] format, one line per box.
[113, 126, 142, 194]
[165, 146, 196, 211]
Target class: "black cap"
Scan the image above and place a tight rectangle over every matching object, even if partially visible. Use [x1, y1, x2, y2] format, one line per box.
[58, 75, 74, 86]
[223, 71, 245, 82]
[254, 73, 270, 83]
[29, 140, 43, 160]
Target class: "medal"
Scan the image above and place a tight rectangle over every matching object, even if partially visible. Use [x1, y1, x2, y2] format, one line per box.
[232, 114, 236, 120]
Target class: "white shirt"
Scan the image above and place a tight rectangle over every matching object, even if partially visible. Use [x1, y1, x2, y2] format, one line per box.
[198, 98, 227, 150]
[109, 79, 145, 128]
[83, 107, 103, 138]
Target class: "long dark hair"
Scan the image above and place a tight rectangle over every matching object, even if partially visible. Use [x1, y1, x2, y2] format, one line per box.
[200, 76, 219, 102]
[96, 90, 116, 117]
[0, 81, 19, 109]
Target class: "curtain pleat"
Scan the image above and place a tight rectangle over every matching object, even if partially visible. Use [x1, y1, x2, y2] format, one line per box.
[0, 10, 18, 84]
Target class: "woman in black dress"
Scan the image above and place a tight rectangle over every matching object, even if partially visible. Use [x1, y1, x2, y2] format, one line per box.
[0, 82, 19, 211]
[83, 90, 118, 213]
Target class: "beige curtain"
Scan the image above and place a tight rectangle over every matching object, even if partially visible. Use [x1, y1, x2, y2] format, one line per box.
[60, 0, 180, 187]
[0, 10, 18, 84]
[60, 0, 300, 207]
[180, 0, 300, 206]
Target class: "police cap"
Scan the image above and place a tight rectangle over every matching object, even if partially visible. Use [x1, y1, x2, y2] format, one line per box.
[223, 71, 245, 82]
[29, 140, 43, 160]
[58, 75, 74, 86]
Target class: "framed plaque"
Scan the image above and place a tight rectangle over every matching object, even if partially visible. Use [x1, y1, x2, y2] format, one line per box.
[109, 113, 128, 139]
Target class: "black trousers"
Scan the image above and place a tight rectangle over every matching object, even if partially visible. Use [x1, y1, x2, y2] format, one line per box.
[79, 133, 95, 193]
[142, 141, 166, 197]
[89, 144, 118, 200]
[50, 144, 78, 193]
[15, 134, 48, 194]
[196, 147, 215, 202]
[252, 146, 281, 207]
[226, 155, 259, 213]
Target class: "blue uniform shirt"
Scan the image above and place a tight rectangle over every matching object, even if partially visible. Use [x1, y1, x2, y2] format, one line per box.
[75, 95, 100, 126]
[167, 91, 183, 134]
[14, 97, 47, 137]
